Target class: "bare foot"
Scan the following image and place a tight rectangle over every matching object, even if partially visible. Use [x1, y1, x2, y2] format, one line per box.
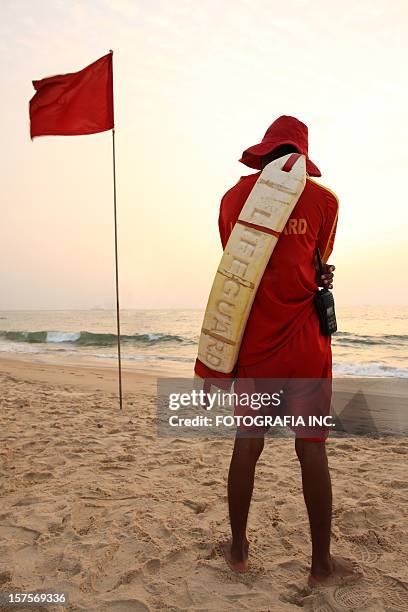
[221, 540, 249, 573]
[308, 555, 363, 587]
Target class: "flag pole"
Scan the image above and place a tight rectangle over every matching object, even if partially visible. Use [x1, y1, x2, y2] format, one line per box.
[111, 126, 123, 410]
[110, 49, 123, 411]
[112, 128, 123, 410]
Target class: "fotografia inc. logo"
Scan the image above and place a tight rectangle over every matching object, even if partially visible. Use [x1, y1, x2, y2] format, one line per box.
[167, 389, 283, 411]
[157, 379, 341, 437]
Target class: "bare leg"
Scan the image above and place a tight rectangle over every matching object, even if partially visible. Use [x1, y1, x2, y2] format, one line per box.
[222, 434, 264, 572]
[295, 439, 361, 586]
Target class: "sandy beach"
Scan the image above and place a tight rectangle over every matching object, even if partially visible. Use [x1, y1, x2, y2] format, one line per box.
[1, 354, 408, 612]
[2, 0, 407, 610]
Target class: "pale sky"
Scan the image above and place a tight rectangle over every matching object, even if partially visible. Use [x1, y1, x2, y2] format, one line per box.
[1, 0, 407, 309]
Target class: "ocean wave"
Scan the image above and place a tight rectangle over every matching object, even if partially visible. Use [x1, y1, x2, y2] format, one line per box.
[0, 341, 195, 363]
[2, 329, 406, 350]
[333, 361, 408, 378]
[0, 330, 194, 347]
[86, 352, 194, 363]
[0, 336, 406, 376]
[333, 332, 408, 347]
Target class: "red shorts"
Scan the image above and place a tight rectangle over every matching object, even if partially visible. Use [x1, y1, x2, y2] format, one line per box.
[235, 314, 332, 441]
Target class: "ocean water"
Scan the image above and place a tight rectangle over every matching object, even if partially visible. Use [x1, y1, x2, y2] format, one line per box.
[0, 307, 407, 377]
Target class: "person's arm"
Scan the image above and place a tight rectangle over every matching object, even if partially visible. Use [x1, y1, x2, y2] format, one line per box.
[218, 177, 252, 249]
[318, 189, 339, 262]
[316, 189, 339, 288]
[218, 195, 239, 250]
[218, 200, 228, 249]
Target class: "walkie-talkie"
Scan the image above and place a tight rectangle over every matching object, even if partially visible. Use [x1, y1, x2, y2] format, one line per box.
[314, 247, 337, 335]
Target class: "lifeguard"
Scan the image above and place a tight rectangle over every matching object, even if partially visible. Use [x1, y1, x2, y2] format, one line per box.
[195, 116, 362, 586]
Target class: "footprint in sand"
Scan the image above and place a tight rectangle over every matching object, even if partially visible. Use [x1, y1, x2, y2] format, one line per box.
[144, 558, 161, 575]
[390, 446, 408, 454]
[388, 479, 408, 489]
[113, 568, 142, 588]
[348, 542, 383, 566]
[302, 590, 340, 612]
[190, 526, 208, 537]
[0, 569, 12, 586]
[333, 581, 377, 609]
[22, 441, 37, 449]
[23, 470, 53, 482]
[378, 575, 408, 611]
[182, 499, 207, 514]
[335, 443, 355, 451]
[0, 524, 40, 547]
[57, 555, 82, 576]
[101, 600, 150, 612]
[202, 479, 222, 487]
[280, 585, 313, 609]
[117, 454, 136, 462]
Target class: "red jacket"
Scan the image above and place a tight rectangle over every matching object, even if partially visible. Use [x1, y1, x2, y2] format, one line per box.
[218, 172, 339, 366]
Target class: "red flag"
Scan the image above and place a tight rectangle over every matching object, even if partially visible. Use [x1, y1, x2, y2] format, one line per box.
[29, 53, 114, 138]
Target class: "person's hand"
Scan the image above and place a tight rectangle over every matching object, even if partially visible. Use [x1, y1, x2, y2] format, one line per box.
[320, 263, 335, 289]
[321, 264, 335, 289]
[315, 255, 335, 289]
